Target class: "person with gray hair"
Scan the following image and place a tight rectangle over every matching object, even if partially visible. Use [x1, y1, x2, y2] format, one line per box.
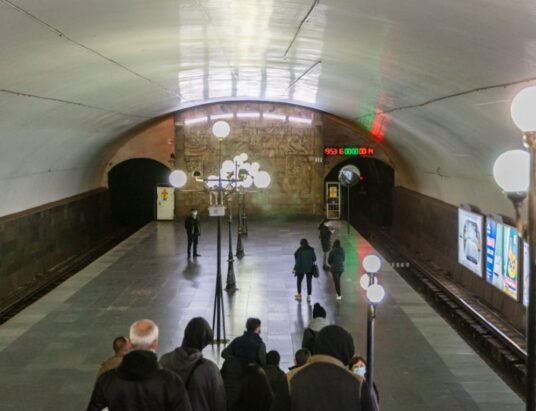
[87, 319, 192, 411]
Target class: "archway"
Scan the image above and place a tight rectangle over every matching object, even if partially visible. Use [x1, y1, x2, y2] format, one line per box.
[324, 158, 394, 235]
[108, 159, 171, 227]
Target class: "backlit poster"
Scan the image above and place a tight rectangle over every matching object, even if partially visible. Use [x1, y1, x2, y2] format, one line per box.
[524, 242, 529, 307]
[458, 209, 484, 276]
[502, 225, 519, 300]
[486, 219, 503, 287]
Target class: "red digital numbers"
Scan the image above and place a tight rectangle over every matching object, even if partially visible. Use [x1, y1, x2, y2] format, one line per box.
[323, 146, 375, 157]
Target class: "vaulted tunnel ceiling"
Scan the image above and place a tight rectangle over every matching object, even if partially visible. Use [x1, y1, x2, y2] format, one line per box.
[0, 0, 535, 217]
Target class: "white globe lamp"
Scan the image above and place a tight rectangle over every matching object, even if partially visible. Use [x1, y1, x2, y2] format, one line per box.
[212, 121, 231, 139]
[254, 171, 271, 188]
[360, 273, 371, 290]
[366, 284, 386, 304]
[169, 170, 187, 188]
[511, 86, 536, 133]
[363, 255, 382, 273]
[493, 150, 529, 193]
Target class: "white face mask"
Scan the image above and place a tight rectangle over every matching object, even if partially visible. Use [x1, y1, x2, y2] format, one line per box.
[354, 366, 366, 377]
[192, 211, 198, 217]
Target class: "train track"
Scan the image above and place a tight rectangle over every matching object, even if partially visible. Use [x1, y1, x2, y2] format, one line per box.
[0, 227, 134, 324]
[368, 229, 527, 398]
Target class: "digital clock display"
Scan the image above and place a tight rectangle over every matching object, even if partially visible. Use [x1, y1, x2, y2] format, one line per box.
[323, 146, 375, 156]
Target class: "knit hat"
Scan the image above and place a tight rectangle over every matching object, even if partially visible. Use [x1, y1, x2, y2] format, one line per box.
[314, 325, 355, 365]
[312, 303, 327, 319]
[182, 317, 213, 351]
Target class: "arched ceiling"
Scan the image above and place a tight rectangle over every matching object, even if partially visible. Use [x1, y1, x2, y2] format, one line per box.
[0, 0, 534, 217]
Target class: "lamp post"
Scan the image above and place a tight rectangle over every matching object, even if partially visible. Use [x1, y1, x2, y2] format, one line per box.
[226, 194, 238, 292]
[495, 85, 536, 410]
[360, 254, 384, 397]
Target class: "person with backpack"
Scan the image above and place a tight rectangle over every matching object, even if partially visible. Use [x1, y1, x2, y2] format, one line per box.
[301, 303, 329, 354]
[160, 317, 226, 411]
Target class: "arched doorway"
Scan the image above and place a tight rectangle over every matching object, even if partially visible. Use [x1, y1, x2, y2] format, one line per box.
[324, 158, 394, 235]
[108, 159, 171, 227]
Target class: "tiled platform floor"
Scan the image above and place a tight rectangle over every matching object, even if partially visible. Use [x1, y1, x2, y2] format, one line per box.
[0, 218, 524, 410]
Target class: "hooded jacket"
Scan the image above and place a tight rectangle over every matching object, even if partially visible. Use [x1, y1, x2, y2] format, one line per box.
[160, 317, 226, 411]
[301, 317, 330, 354]
[271, 325, 375, 411]
[87, 350, 192, 411]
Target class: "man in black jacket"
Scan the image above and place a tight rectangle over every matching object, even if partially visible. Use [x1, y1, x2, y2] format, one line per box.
[87, 319, 192, 411]
[221, 318, 266, 367]
[185, 208, 201, 257]
[270, 325, 376, 411]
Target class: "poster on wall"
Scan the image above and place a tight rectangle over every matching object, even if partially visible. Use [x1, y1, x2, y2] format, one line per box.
[485, 218, 519, 300]
[458, 209, 484, 276]
[502, 225, 519, 300]
[524, 242, 529, 307]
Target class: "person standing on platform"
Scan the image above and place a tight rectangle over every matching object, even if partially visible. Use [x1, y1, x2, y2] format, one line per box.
[301, 303, 329, 354]
[317, 219, 333, 270]
[87, 319, 192, 411]
[95, 336, 129, 379]
[185, 208, 201, 258]
[293, 239, 317, 302]
[264, 351, 286, 393]
[160, 317, 226, 411]
[234, 364, 273, 411]
[328, 240, 345, 301]
[222, 318, 267, 367]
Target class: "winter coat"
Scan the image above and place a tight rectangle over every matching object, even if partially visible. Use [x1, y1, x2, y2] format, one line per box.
[301, 317, 330, 354]
[221, 356, 246, 411]
[318, 224, 332, 252]
[222, 331, 267, 367]
[96, 355, 122, 380]
[294, 246, 317, 274]
[328, 247, 345, 273]
[185, 216, 201, 236]
[269, 355, 375, 411]
[87, 350, 192, 411]
[263, 364, 286, 393]
[160, 347, 226, 411]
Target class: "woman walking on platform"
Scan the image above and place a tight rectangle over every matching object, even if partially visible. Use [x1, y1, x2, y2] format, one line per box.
[318, 218, 333, 270]
[328, 240, 345, 301]
[293, 239, 317, 302]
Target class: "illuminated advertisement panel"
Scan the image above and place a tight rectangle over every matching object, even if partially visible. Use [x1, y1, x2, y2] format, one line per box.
[458, 209, 484, 276]
[524, 242, 529, 307]
[485, 218, 519, 300]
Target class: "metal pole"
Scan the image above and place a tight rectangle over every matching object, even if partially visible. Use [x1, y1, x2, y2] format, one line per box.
[226, 196, 237, 292]
[525, 131, 536, 410]
[366, 303, 375, 392]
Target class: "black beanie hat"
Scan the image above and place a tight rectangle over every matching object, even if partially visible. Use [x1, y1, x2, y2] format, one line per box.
[314, 325, 355, 365]
[182, 317, 213, 351]
[313, 303, 327, 319]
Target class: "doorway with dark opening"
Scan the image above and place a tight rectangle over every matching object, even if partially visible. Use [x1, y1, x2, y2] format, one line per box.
[324, 157, 394, 237]
[108, 158, 171, 227]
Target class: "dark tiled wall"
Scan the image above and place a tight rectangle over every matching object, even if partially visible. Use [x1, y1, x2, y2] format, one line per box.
[0, 189, 113, 301]
[391, 186, 526, 331]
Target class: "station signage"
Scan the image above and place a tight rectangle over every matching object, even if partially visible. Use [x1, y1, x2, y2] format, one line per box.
[323, 146, 375, 157]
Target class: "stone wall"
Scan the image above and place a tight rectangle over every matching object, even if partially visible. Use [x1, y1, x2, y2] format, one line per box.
[0, 189, 113, 301]
[391, 186, 525, 331]
[174, 102, 325, 217]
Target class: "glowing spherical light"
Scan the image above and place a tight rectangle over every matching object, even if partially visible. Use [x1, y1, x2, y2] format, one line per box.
[239, 153, 248, 162]
[241, 175, 253, 188]
[511, 86, 536, 132]
[212, 121, 231, 139]
[254, 171, 271, 188]
[362, 255, 382, 273]
[366, 284, 386, 304]
[493, 150, 529, 193]
[360, 274, 371, 290]
[206, 175, 219, 189]
[221, 160, 235, 173]
[169, 170, 187, 188]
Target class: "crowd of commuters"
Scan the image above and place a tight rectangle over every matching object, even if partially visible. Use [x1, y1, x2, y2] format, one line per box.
[87, 310, 379, 411]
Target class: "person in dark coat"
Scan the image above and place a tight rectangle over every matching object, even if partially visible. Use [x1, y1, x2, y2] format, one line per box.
[95, 335, 129, 380]
[264, 351, 286, 393]
[288, 348, 311, 371]
[270, 325, 375, 411]
[185, 208, 201, 257]
[87, 319, 192, 411]
[317, 218, 333, 269]
[301, 303, 329, 354]
[221, 318, 267, 411]
[234, 364, 273, 411]
[328, 239, 345, 300]
[350, 355, 380, 409]
[160, 317, 226, 411]
[293, 239, 317, 302]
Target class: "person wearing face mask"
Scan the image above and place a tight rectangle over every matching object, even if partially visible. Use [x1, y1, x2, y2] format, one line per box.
[350, 356, 380, 409]
[185, 208, 201, 258]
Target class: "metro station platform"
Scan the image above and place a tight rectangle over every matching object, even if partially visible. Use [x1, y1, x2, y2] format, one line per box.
[0, 219, 524, 410]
